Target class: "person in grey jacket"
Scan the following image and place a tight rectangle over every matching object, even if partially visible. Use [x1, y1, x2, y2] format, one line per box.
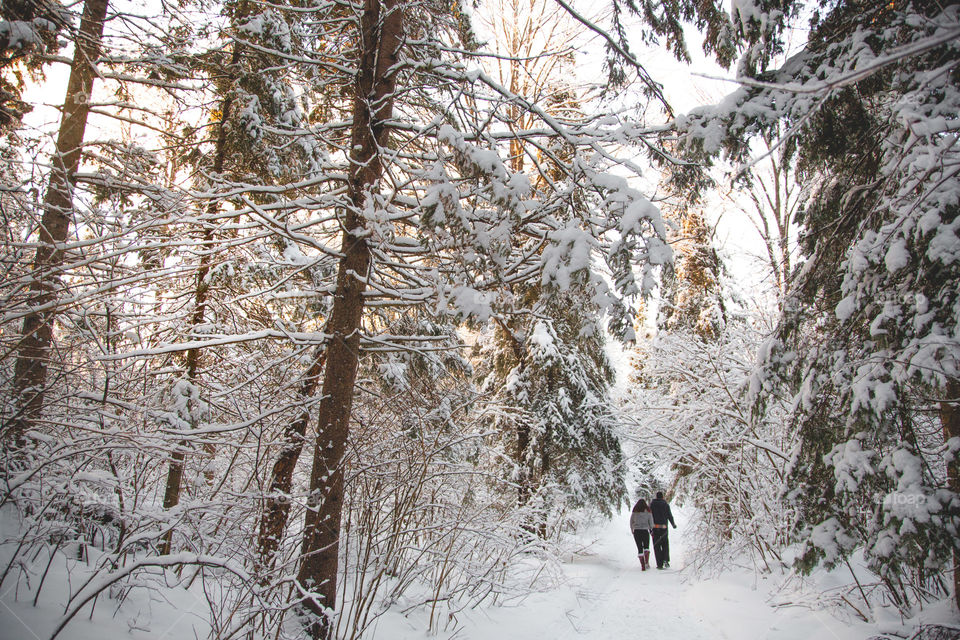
[629, 498, 654, 570]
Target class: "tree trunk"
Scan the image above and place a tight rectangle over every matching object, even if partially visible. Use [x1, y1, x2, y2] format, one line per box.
[295, 0, 403, 636]
[5, 0, 109, 446]
[156, 224, 214, 554]
[942, 378, 960, 612]
[517, 418, 532, 506]
[257, 347, 326, 568]
[158, 81, 236, 555]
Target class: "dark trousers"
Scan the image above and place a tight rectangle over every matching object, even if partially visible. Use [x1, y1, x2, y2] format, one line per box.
[632, 529, 650, 554]
[652, 527, 670, 567]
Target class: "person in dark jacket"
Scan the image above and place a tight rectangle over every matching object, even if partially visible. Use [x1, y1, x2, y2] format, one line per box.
[629, 498, 653, 570]
[650, 491, 676, 569]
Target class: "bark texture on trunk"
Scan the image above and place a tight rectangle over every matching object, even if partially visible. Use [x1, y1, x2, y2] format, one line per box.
[6, 0, 110, 446]
[257, 348, 325, 567]
[295, 1, 403, 636]
[942, 378, 960, 612]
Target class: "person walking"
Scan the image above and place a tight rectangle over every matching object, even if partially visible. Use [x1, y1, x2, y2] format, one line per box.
[650, 491, 676, 569]
[629, 498, 654, 570]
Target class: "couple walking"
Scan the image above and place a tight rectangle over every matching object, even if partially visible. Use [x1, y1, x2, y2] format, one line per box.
[629, 492, 676, 570]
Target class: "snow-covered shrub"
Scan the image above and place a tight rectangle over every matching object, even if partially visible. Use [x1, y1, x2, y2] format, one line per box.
[622, 316, 795, 575]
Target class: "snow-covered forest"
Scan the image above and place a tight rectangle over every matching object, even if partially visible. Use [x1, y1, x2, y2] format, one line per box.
[0, 0, 957, 637]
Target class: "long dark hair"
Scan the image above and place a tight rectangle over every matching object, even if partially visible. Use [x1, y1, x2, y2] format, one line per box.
[632, 498, 649, 513]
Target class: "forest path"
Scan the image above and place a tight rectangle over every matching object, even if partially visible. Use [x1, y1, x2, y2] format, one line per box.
[545, 516, 718, 639]
[416, 508, 868, 640]
[429, 509, 723, 640]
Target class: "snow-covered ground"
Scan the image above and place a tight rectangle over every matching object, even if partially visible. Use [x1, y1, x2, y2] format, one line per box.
[1, 506, 954, 640]
[376, 508, 874, 640]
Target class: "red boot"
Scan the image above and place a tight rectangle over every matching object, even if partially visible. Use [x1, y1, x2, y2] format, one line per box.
[643, 550, 650, 569]
[639, 553, 647, 570]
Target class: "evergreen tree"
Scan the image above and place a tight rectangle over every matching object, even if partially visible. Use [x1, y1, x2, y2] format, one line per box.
[0, 0, 68, 129]
[657, 206, 727, 340]
[462, 0, 638, 527]
[289, 0, 672, 628]
[475, 283, 628, 528]
[671, 0, 960, 611]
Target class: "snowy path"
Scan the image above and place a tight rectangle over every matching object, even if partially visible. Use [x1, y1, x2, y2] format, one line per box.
[391, 509, 873, 640]
[447, 515, 718, 640]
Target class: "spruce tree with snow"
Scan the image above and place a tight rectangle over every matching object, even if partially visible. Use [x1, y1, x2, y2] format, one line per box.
[0, 0, 69, 129]
[475, 282, 628, 530]
[666, 0, 960, 612]
[657, 207, 728, 340]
